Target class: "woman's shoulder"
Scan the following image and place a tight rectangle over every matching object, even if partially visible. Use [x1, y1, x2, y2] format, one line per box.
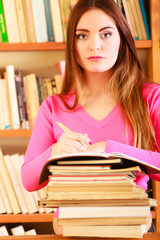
[142, 82, 160, 100]
[142, 82, 160, 110]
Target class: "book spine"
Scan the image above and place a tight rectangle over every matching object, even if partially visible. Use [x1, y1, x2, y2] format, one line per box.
[129, 0, 143, 40]
[0, 0, 8, 42]
[26, 74, 40, 128]
[59, 0, 71, 42]
[0, 79, 10, 129]
[15, 75, 24, 128]
[31, 0, 48, 42]
[0, 174, 13, 214]
[4, 155, 29, 214]
[134, 0, 147, 40]
[2, 0, 20, 43]
[125, 0, 139, 40]
[6, 65, 20, 129]
[43, 0, 55, 42]
[49, 0, 64, 42]
[139, 0, 150, 40]
[23, 0, 36, 42]
[0, 148, 21, 214]
[15, 0, 28, 43]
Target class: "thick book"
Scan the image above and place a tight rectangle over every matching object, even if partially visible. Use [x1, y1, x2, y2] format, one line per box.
[58, 216, 150, 226]
[39, 197, 157, 208]
[58, 205, 150, 219]
[63, 224, 148, 238]
[39, 151, 160, 184]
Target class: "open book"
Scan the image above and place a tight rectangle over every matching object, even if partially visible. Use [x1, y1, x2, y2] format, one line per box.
[38, 151, 160, 184]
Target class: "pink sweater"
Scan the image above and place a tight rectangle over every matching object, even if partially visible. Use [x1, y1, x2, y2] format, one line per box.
[22, 83, 160, 192]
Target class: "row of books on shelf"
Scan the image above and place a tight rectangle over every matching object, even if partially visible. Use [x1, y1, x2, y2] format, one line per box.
[38, 151, 158, 238]
[0, 0, 78, 44]
[0, 65, 63, 130]
[0, 0, 150, 44]
[0, 147, 55, 215]
[0, 225, 37, 236]
[115, 0, 150, 40]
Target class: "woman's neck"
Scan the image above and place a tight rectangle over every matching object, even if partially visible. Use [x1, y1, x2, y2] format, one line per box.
[82, 71, 110, 96]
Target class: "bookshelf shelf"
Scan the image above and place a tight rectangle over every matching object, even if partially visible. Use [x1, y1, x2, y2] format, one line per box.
[0, 40, 151, 52]
[0, 42, 66, 51]
[0, 129, 32, 138]
[0, 213, 54, 223]
[0, 233, 160, 240]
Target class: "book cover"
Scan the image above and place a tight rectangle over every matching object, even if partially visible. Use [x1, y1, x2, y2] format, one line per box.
[39, 151, 160, 184]
[139, 0, 151, 40]
[121, 0, 134, 36]
[2, 0, 20, 43]
[31, 0, 48, 42]
[15, 0, 28, 43]
[43, 0, 55, 42]
[49, 0, 64, 42]
[0, 0, 8, 42]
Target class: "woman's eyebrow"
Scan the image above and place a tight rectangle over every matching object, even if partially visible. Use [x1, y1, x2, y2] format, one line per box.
[76, 26, 114, 32]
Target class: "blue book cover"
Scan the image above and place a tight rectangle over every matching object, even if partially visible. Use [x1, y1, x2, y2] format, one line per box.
[44, 0, 55, 42]
[139, 0, 151, 40]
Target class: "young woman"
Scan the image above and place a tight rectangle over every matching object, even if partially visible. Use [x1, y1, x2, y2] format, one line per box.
[22, 0, 160, 235]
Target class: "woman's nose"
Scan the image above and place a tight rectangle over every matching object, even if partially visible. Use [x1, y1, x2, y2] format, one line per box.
[89, 36, 101, 52]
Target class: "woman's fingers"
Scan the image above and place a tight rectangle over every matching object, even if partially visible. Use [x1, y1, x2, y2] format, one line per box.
[51, 131, 93, 156]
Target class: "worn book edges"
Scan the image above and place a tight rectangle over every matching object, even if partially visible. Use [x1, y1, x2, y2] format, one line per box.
[39, 151, 160, 184]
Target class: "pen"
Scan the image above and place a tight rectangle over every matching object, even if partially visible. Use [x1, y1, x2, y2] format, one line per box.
[56, 122, 88, 148]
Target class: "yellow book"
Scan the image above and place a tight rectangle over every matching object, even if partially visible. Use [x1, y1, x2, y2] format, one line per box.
[59, 0, 71, 41]
[129, 0, 143, 40]
[15, 0, 28, 43]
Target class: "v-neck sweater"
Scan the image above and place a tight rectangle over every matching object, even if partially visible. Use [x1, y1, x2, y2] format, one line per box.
[22, 83, 160, 192]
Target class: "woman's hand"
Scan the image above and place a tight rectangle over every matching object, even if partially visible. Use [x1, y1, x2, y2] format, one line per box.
[86, 141, 107, 152]
[51, 131, 92, 156]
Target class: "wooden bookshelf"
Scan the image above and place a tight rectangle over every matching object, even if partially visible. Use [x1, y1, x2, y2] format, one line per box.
[0, 129, 32, 138]
[0, 40, 152, 51]
[0, 213, 54, 223]
[0, 0, 159, 237]
[0, 233, 159, 240]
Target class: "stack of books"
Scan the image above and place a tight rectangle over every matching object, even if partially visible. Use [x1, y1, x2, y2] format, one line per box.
[39, 152, 158, 238]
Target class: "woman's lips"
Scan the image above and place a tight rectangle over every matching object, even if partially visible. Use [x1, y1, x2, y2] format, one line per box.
[87, 56, 104, 61]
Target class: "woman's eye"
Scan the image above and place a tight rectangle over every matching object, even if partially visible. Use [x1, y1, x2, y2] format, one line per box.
[76, 34, 88, 39]
[101, 32, 112, 39]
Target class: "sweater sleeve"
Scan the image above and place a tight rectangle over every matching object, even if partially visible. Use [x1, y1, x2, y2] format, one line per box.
[105, 85, 160, 182]
[21, 97, 56, 192]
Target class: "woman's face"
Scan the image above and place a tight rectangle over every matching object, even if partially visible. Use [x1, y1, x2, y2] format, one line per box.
[75, 8, 121, 74]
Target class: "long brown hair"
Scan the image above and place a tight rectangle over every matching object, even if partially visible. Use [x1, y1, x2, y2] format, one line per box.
[59, 0, 157, 151]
